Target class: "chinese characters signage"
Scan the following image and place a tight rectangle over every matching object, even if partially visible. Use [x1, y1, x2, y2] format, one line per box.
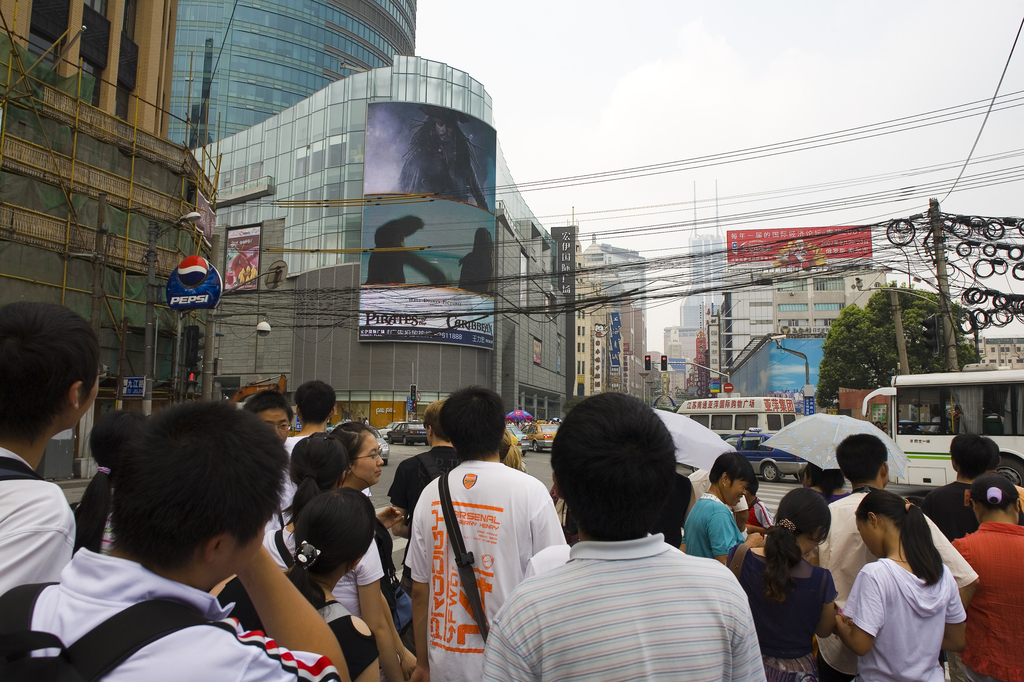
[727, 226, 872, 266]
[551, 226, 576, 298]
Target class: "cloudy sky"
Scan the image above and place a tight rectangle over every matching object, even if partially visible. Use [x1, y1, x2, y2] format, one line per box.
[418, 1, 1024, 346]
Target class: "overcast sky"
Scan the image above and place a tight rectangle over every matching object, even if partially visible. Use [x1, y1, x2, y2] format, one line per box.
[418, 1, 1024, 347]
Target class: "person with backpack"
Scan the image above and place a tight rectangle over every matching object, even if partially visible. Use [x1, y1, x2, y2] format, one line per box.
[728, 487, 838, 681]
[220, 489, 382, 682]
[0, 302, 99, 594]
[1, 401, 347, 682]
[835, 489, 967, 682]
[73, 410, 147, 554]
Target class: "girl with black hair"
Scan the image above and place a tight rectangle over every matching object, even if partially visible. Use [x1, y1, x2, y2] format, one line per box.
[73, 410, 146, 553]
[952, 475, 1024, 682]
[728, 487, 838, 682]
[801, 463, 848, 504]
[837, 489, 967, 682]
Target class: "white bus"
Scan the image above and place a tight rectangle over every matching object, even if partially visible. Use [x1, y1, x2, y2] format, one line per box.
[677, 397, 798, 435]
[863, 367, 1024, 487]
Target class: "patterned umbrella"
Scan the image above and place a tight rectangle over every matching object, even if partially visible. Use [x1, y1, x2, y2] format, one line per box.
[764, 413, 909, 477]
[506, 409, 534, 420]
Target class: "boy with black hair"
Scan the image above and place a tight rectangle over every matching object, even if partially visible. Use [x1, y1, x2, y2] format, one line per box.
[743, 476, 775, 535]
[922, 434, 1005, 542]
[817, 433, 978, 682]
[684, 451, 760, 563]
[482, 393, 763, 682]
[407, 387, 563, 682]
[0, 302, 99, 594]
[24, 401, 348, 682]
[244, 389, 294, 445]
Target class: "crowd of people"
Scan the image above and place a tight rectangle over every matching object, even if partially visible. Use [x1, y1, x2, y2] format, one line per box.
[1, 300, 1023, 682]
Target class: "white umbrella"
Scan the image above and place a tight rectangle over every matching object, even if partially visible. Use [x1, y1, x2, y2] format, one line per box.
[763, 413, 910, 477]
[655, 409, 736, 470]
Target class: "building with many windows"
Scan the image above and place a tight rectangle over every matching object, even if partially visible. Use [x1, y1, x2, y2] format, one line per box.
[169, 0, 415, 145]
[979, 338, 1024, 366]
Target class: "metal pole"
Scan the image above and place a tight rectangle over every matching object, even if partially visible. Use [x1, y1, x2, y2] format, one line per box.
[201, 233, 221, 401]
[143, 220, 158, 414]
[89, 193, 108, 337]
[929, 198, 960, 371]
[890, 288, 910, 375]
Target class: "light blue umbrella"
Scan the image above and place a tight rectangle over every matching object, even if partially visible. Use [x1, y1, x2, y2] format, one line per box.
[763, 413, 909, 478]
[655, 409, 736, 470]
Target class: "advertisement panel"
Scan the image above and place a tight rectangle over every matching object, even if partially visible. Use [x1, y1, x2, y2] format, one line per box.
[360, 102, 497, 349]
[197, 192, 216, 240]
[609, 312, 622, 368]
[593, 323, 606, 394]
[551, 226, 576, 297]
[364, 102, 497, 213]
[225, 225, 260, 291]
[726, 226, 872, 266]
[533, 338, 542, 365]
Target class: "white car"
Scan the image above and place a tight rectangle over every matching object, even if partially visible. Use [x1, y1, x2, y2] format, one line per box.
[371, 426, 390, 465]
[378, 421, 402, 441]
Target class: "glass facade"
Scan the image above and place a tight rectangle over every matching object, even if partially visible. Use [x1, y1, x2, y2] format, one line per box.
[170, 0, 416, 146]
[215, 56, 507, 277]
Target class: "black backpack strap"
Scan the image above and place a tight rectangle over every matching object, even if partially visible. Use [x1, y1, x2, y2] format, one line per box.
[66, 599, 210, 681]
[438, 473, 489, 641]
[275, 530, 295, 568]
[417, 451, 443, 481]
[0, 582, 57, 633]
[0, 457, 43, 482]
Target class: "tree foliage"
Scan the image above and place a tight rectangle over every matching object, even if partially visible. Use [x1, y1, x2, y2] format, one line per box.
[816, 286, 977, 408]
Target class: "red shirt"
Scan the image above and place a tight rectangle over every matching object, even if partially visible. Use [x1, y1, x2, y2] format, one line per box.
[953, 522, 1024, 682]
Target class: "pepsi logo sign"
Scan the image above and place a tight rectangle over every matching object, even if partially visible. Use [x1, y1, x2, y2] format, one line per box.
[177, 255, 210, 288]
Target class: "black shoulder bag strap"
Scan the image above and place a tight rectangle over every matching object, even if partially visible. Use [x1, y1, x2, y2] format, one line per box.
[274, 530, 295, 568]
[417, 451, 443, 481]
[0, 457, 44, 482]
[437, 473, 489, 641]
[0, 583, 210, 682]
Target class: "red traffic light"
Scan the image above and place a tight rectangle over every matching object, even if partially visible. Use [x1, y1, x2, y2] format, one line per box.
[660, 355, 668, 371]
[644, 354, 652, 371]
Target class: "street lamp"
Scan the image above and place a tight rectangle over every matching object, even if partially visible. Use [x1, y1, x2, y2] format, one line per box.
[143, 211, 204, 414]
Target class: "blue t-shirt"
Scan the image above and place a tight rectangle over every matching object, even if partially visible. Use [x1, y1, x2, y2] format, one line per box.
[729, 546, 838, 658]
[684, 497, 745, 559]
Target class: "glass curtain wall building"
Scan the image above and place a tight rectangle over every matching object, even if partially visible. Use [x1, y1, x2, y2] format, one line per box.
[169, 0, 415, 146]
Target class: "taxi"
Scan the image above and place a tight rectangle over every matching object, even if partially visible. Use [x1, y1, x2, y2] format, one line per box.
[523, 423, 559, 452]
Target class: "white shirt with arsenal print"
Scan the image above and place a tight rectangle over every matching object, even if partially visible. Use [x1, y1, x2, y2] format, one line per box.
[408, 459, 565, 682]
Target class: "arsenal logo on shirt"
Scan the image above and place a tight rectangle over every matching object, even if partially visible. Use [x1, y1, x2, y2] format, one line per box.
[463, 474, 478, 489]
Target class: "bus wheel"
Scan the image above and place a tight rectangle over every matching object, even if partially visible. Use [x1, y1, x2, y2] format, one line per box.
[997, 455, 1024, 486]
[761, 462, 780, 482]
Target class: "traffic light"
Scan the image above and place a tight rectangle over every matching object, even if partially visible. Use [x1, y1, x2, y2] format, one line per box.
[409, 384, 417, 409]
[660, 355, 668, 372]
[185, 369, 199, 396]
[922, 314, 940, 356]
[644, 355, 652, 371]
[184, 325, 203, 367]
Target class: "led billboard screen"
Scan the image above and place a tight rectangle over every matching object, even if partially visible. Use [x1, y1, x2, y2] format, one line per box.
[727, 226, 872, 266]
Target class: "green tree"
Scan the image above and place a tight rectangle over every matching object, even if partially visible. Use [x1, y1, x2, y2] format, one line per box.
[562, 396, 585, 414]
[816, 286, 976, 408]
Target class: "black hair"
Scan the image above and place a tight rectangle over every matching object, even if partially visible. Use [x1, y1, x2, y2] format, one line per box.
[551, 393, 675, 541]
[111, 402, 287, 569]
[74, 410, 147, 553]
[244, 389, 294, 422]
[288, 434, 349, 524]
[709, 451, 756, 485]
[950, 434, 1000, 480]
[294, 380, 336, 424]
[0, 302, 99, 443]
[746, 476, 760, 496]
[969, 474, 1020, 513]
[287, 488, 376, 610]
[328, 422, 376, 474]
[802, 463, 847, 494]
[440, 386, 506, 460]
[856, 489, 944, 585]
[763, 488, 832, 602]
[836, 433, 888, 484]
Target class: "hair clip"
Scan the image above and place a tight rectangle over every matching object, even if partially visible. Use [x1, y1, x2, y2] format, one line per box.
[777, 518, 797, 532]
[296, 541, 321, 569]
[986, 486, 1003, 504]
[97, 466, 111, 475]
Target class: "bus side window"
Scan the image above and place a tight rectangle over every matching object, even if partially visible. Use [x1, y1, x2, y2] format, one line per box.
[735, 414, 758, 430]
[783, 414, 796, 426]
[766, 414, 782, 431]
[689, 414, 710, 428]
[711, 414, 733, 431]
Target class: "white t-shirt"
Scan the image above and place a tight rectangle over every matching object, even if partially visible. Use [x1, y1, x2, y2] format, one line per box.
[0, 449, 75, 594]
[845, 559, 966, 682]
[265, 437, 304, 534]
[262, 526, 383, 617]
[524, 544, 572, 579]
[408, 460, 566, 682]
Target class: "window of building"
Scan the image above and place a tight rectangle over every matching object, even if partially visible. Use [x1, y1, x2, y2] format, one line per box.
[753, 319, 773, 326]
[814, 319, 835, 327]
[813, 277, 845, 291]
[814, 303, 844, 311]
[778, 303, 809, 312]
[84, 0, 107, 15]
[80, 61, 102, 106]
[123, 0, 137, 39]
[778, 280, 807, 292]
[27, 32, 57, 66]
[749, 301, 773, 307]
[781, 319, 809, 326]
[115, 87, 129, 120]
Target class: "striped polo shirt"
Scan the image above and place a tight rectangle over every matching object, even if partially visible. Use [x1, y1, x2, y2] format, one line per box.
[482, 534, 766, 682]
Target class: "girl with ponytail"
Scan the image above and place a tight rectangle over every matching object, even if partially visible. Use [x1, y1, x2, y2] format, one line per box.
[728, 487, 838, 682]
[73, 410, 146, 553]
[836, 489, 967, 682]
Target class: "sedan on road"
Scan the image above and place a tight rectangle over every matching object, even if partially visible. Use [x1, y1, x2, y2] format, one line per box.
[506, 425, 528, 449]
[388, 421, 427, 445]
[722, 431, 806, 482]
[523, 423, 559, 451]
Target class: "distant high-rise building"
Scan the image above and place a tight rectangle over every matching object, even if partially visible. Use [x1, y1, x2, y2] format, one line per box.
[169, 0, 416, 145]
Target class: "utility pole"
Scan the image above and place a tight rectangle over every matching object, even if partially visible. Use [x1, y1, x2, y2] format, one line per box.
[143, 220, 159, 414]
[89, 194, 108, 336]
[929, 198, 960, 371]
[890, 288, 910, 375]
[201, 232, 221, 401]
